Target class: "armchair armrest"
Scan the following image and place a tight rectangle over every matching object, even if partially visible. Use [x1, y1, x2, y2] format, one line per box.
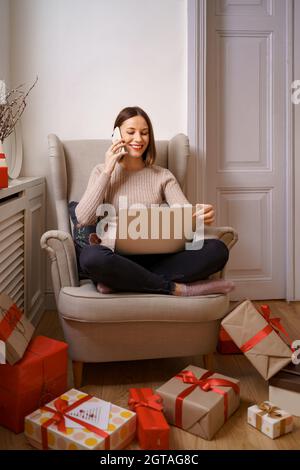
[40, 230, 79, 305]
[204, 226, 238, 280]
[204, 226, 238, 251]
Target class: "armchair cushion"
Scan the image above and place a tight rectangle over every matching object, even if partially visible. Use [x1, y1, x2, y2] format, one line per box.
[58, 279, 229, 323]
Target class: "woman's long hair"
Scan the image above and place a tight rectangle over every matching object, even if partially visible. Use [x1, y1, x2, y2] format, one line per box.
[113, 106, 156, 167]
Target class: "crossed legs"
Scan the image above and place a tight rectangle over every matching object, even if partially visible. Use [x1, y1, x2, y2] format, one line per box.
[79, 239, 231, 295]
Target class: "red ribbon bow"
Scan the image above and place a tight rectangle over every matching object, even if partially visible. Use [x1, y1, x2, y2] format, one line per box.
[128, 394, 163, 412]
[175, 370, 239, 428]
[0, 303, 23, 341]
[41, 395, 110, 449]
[240, 304, 294, 353]
[260, 305, 293, 345]
[43, 398, 70, 433]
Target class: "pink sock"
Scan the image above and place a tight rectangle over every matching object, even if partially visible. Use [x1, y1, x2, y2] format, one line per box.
[96, 282, 115, 294]
[173, 279, 235, 296]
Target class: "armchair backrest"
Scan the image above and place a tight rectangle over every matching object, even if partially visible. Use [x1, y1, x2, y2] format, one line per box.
[48, 134, 190, 234]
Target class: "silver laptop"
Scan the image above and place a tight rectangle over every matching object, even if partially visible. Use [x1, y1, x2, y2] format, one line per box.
[114, 205, 200, 255]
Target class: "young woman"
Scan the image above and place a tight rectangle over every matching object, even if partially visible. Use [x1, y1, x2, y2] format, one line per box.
[75, 106, 234, 296]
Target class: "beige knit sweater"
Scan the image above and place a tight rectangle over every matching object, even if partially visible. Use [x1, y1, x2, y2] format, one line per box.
[75, 161, 190, 249]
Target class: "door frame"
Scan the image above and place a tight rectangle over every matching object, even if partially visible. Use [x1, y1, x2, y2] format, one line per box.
[293, 0, 300, 300]
[187, 0, 296, 300]
[187, 0, 206, 205]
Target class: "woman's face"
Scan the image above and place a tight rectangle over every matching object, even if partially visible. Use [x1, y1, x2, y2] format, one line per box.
[120, 115, 150, 158]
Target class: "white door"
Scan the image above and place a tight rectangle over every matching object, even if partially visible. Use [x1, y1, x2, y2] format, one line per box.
[206, 0, 289, 300]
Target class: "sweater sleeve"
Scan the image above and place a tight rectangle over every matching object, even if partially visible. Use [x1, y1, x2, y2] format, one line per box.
[162, 169, 190, 206]
[75, 163, 111, 226]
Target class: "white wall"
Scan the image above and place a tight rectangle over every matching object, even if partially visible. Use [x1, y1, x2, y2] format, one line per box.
[10, 0, 187, 304]
[0, 0, 10, 85]
[11, 0, 187, 172]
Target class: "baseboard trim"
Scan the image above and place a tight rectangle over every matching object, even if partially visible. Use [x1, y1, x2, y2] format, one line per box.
[30, 306, 45, 327]
[45, 291, 57, 310]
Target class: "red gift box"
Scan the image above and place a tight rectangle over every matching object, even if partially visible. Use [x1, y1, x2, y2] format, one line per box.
[128, 388, 170, 450]
[217, 326, 242, 354]
[0, 335, 68, 433]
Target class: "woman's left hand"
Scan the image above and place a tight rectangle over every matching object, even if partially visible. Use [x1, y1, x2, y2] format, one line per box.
[192, 203, 215, 225]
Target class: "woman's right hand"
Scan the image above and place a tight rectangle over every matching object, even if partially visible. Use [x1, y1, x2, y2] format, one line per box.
[104, 139, 128, 175]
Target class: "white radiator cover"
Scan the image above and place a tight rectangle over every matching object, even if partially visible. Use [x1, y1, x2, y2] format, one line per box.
[0, 177, 45, 323]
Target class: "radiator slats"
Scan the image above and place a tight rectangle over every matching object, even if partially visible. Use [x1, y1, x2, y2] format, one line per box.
[0, 210, 25, 310]
[0, 264, 23, 292]
[14, 290, 24, 308]
[0, 229, 24, 255]
[0, 247, 24, 276]
[0, 221, 24, 244]
[0, 212, 24, 233]
[6, 274, 24, 305]
[0, 240, 23, 265]
[0, 255, 23, 284]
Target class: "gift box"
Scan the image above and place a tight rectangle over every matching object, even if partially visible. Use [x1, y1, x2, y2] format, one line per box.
[25, 389, 136, 450]
[156, 365, 240, 440]
[221, 300, 292, 380]
[269, 363, 300, 417]
[247, 401, 293, 439]
[217, 326, 242, 354]
[128, 388, 170, 450]
[0, 292, 34, 364]
[0, 335, 68, 433]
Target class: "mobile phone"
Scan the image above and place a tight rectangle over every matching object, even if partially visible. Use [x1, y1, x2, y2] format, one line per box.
[112, 126, 126, 158]
[112, 126, 122, 143]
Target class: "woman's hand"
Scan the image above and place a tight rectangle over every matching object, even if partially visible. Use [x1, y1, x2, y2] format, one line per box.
[103, 139, 128, 175]
[192, 203, 215, 225]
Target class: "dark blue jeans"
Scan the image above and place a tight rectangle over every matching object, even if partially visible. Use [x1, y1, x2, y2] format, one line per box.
[77, 239, 229, 295]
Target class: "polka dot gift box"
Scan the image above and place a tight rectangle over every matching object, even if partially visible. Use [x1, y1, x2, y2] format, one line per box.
[24, 389, 136, 450]
[247, 401, 293, 439]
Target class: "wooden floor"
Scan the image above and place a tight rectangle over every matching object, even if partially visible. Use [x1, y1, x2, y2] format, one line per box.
[1, 300, 300, 450]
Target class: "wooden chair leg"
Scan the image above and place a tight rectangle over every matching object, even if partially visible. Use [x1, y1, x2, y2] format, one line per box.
[203, 353, 214, 371]
[72, 361, 84, 388]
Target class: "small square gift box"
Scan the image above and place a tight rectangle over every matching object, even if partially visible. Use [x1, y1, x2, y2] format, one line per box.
[156, 365, 240, 440]
[128, 388, 170, 450]
[221, 300, 292, 380]
[25, 389, 136, 450]
[0, 292, 34, 364]
[0, 335, 68, 433]
[247, 401, 293, 439]
[269, 363, 300, 417]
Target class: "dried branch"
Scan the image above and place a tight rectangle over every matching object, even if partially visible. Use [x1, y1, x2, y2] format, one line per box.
[0, 76, 38, 143]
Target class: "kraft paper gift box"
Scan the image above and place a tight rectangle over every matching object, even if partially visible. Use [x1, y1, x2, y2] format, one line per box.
[217, 326, 242, 354]
[221, 300, 292, 380]
[128, 388, 170, 450]
[156, 365, 240, 440]
[0, 335, 68, 433]
[247, 401, 293, 439]
[0, 292, 34, 365]
[269, 363, 300, 417]
[25, 389, 136, 450]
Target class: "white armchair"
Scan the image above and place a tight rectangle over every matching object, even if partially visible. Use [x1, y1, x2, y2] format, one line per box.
[41, 134, 238, 387]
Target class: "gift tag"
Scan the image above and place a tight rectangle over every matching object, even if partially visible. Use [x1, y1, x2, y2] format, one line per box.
[65, 399, 111, 430]
[0, 340, 5, 364]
